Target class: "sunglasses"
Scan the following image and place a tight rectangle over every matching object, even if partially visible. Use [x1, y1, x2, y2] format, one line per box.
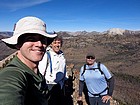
[18, 34, 48, 45]
[86, 56, 95, 59]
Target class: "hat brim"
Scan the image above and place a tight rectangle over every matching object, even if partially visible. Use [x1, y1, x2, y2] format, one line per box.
[2, 30, 57, 45]
[2, 30, 57, 49]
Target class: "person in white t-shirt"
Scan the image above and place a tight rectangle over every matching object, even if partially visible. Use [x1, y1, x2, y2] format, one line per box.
[39, 35, 67, 105]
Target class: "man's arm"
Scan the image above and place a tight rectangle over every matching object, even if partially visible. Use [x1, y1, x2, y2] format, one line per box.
[108, 76, 115, 96]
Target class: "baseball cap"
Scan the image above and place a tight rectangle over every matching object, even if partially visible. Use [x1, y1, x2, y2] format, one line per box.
[86, 51, 95, 58]
[2, 16, 57, 46]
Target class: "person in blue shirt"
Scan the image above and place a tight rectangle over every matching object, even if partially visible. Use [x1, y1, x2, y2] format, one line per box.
[77, 52, 114, 105]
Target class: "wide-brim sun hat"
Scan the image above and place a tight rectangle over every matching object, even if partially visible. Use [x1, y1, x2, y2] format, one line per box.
[2, 16, 57, 46]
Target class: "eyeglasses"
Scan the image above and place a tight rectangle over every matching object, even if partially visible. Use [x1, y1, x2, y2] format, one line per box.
[86, 56, 95, 59]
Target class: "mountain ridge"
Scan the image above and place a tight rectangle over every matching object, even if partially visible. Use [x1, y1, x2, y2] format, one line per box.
[1, 28, 140, 37]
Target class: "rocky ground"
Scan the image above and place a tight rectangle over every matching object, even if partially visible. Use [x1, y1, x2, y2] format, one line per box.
[1, 33, 140, 105]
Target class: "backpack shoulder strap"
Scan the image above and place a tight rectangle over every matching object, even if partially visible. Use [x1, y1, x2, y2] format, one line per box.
[81, 62, 101, 76]
[98, 62, 108, 81]
[81, 62, 105, 77]
[44, 51, 52, 77]
[81, 64, 86, 76]
[98, 62, 104, 75]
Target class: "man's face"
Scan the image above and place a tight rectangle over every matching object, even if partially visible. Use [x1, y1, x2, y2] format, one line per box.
[51, 40, 62, 53]
[18, 34, 48, 63]
[86, 56, 95, 65]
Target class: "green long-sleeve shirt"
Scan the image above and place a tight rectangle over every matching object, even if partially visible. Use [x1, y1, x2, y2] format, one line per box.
[0, 56, 48, 105]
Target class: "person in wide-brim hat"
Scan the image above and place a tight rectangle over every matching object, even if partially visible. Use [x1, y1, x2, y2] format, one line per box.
[0, 16, 57, 105]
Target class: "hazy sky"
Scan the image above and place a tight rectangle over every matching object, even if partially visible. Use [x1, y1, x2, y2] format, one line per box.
[0, 0, 140, 32]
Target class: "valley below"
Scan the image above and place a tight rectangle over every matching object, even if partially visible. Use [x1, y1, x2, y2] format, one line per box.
[0, 32, 140, 105]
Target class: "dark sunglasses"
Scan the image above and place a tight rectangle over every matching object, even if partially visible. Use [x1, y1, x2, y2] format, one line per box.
[86, 56, 95, 59]
[18, 34, 48, 45]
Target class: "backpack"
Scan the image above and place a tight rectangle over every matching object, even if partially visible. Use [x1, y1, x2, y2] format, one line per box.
[81, 62, 104, 76]
[81, 62, 109, 97]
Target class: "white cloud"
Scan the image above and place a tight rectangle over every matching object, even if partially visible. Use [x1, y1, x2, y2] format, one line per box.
[0, 0, 50, 11]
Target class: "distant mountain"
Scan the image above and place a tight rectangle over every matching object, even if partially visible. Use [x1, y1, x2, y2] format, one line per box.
[0, 32, 16, 61]
[104, 28, 140, 35]
[59, 28, 140, 36]
[0, 32, 13, 37]
[0, 28, 140, 38]
[106, 28, 125, 35]
[67, 31, 101, 36]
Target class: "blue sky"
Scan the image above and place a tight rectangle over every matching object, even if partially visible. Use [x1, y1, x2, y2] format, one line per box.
[0, 0, 140, 32]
